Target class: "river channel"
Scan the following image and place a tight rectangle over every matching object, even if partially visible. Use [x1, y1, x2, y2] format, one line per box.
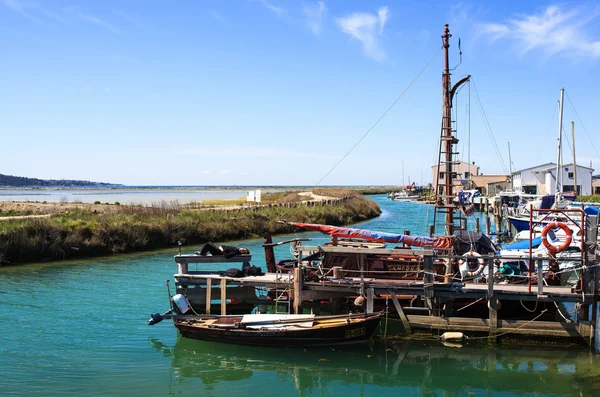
[1, 195, 597, 396]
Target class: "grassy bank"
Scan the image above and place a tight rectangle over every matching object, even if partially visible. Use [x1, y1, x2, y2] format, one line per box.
[0, 196, 380, 265]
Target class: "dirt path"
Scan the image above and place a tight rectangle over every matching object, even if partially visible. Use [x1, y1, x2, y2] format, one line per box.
[0, 214, 52, 221]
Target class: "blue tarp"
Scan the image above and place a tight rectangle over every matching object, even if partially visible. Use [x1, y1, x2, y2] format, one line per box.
[503, 237, 542, 250]
[584, 206, 600, 216]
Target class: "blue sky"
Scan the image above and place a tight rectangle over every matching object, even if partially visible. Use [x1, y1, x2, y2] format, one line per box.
[1, 0, 599, 186]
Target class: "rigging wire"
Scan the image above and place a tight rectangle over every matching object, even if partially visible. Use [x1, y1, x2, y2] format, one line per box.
[314, 46, 443, 186]
[564, 92, 600, 160]
[471, 78, 509, 175]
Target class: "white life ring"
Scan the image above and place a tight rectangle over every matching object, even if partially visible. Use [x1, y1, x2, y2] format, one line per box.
[458, 251, 486, 279]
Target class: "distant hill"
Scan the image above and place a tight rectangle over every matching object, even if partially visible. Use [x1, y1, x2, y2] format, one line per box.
[0, 173, 121, 188]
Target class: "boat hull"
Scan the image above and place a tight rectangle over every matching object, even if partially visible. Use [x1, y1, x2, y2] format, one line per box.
[174, 313, 382, 347]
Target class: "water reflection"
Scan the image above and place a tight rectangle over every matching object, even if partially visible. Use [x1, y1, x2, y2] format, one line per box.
[149, 336, 599, 396]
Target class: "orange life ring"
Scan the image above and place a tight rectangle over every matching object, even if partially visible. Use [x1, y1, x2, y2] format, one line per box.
[541, 222, 573, 253]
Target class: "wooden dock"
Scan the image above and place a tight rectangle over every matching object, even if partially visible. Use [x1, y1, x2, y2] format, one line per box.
[171, 244, 600, 348]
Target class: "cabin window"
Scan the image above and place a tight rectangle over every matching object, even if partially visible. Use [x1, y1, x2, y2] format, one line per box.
[439, 172, 444, 180]
[568, 172, 574, 179]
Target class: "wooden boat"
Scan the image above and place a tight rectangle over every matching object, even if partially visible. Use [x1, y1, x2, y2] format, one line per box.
[173, 312, 383, 347]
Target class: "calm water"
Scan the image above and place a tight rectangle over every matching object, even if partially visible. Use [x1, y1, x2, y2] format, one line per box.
[1, 195, 598, 396]
[0, 188, 283, 204]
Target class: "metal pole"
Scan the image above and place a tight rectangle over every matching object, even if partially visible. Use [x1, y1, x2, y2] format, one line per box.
[442, 24, 454, 236]
[507, 142, 513, 190]
[555, 88, 564, 199]
[572, 121, 578, 195]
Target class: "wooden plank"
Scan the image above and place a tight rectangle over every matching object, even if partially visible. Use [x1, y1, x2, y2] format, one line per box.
[389, 290, 412, 335]
[488, 255, 497, 336]
[366, 288, 374, 314]
[205, 278, 212, 314]
[293, 267, 303, 314]
[175, 254, 252, 264]
[300, 245, 435, 256]
[220, 278, 227, 315]
[423, 254, 434, 315]
[537, 255, 544, 296]
[406, 315, 593, 338]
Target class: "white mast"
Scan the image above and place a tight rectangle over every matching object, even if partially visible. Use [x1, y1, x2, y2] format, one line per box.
[555, 88, 565, 201]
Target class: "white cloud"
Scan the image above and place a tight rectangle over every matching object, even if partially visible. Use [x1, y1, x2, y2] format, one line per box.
[79, 13, 122, 35]
[258, 0, 283, 16]
[2, 0, 67, 26]
[202, 170, 211, 174]
[336, 6, 390, 62]
[219, 170, 231, 175]
[302, 1, 327, 37]
[210, 11, 224, 23]
[477, 5, 600, 59]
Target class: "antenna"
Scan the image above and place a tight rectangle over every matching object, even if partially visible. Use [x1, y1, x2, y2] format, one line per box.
[450, 37, 463, 71]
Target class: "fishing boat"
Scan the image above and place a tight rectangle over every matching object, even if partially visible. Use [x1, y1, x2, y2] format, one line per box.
[171, 312, 383, 347]
[392, 191, 419, 202]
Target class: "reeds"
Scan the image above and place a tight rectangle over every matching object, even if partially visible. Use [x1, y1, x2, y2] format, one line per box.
[0, 196, 381, 265]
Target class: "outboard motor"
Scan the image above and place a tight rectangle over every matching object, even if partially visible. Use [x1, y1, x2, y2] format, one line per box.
[171, 294, 191, 315]
[148, 312, 164, 326]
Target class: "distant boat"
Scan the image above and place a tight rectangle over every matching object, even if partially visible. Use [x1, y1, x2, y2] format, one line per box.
[392, 191, 419, 202]
[172, 312, 383, 347]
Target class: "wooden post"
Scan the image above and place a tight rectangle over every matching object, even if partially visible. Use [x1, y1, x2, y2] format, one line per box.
[460, 218, 467, 231]
[488, 254, 497, 337]
[205, 278, 212, 314]
[423, 251, 434, 315]
[485, 198, 489, 214]
[220, 278, 227, 315]
[475, 217, 480, 233]
[485, 216, 491, 235]
[429, 224, 435, 237]
[390, 290, 412, 335]
[537, 254, 544, 296]
[359, 253, 365, 297]
[293, 266, 303, 314]
[177, 261, 188, 275]
[332, 266, 344, 279]
[263, 233, 276, 273]
[366, 287, 374, 314]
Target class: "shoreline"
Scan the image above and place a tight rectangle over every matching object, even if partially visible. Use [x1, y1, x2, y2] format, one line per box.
[0, 195, 381, 266]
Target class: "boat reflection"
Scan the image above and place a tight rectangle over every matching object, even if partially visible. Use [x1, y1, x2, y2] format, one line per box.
[149, 336, 599, 396]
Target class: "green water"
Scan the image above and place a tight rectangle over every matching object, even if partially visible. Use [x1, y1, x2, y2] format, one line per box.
[1, 196, 598, 396]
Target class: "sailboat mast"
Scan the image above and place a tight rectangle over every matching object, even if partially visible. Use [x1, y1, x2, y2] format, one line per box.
[555, 88, 564, 199]
[572, 121, 578, 195]
[508, 142, 513, 190]
[441, 24, 454, 235]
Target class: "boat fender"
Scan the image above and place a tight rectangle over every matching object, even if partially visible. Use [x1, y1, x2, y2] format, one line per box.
[354, 296, 366, 307]
[148, 313, 164, 326]
[440, 332, 465, 341]
[541, 222, 573, 254]
[458, 252, 486, 279]
[172, 294, 191, 315]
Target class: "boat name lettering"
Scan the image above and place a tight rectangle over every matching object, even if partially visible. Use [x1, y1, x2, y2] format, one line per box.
[345, 327, 366, 338]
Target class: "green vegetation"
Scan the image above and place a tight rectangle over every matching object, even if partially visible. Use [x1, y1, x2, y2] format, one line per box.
[579, 195, 600, 203]
[0, 196, 381, 265]
[0, 209, 31, 217]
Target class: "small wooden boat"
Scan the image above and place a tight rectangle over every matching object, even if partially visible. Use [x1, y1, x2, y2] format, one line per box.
[173, 312, 383, 347]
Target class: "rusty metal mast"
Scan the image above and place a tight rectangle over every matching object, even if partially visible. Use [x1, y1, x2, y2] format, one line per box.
[432, 24, 469, 236]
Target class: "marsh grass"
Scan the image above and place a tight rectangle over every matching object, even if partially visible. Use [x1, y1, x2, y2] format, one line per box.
[0, 196, 381, 265]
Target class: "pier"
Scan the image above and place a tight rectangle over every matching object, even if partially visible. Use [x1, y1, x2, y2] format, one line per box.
[171, 237, 600, 348]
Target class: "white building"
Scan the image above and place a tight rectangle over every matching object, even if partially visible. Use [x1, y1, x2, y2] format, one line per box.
[512, 162, 594, 195]
[431, 160, 480, 194]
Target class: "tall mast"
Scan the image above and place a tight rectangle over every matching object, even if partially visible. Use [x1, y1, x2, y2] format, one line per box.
[555, 88, 564, 200]
[508, 142, 513, 190]
[441, 24, 454, 235]
[572, 121, 577, 195]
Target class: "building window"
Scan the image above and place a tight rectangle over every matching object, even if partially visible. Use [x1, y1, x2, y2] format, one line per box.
[568, 172, 574, 179]
[464, 172, 470, 178]
[439, 172, 444, 180]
